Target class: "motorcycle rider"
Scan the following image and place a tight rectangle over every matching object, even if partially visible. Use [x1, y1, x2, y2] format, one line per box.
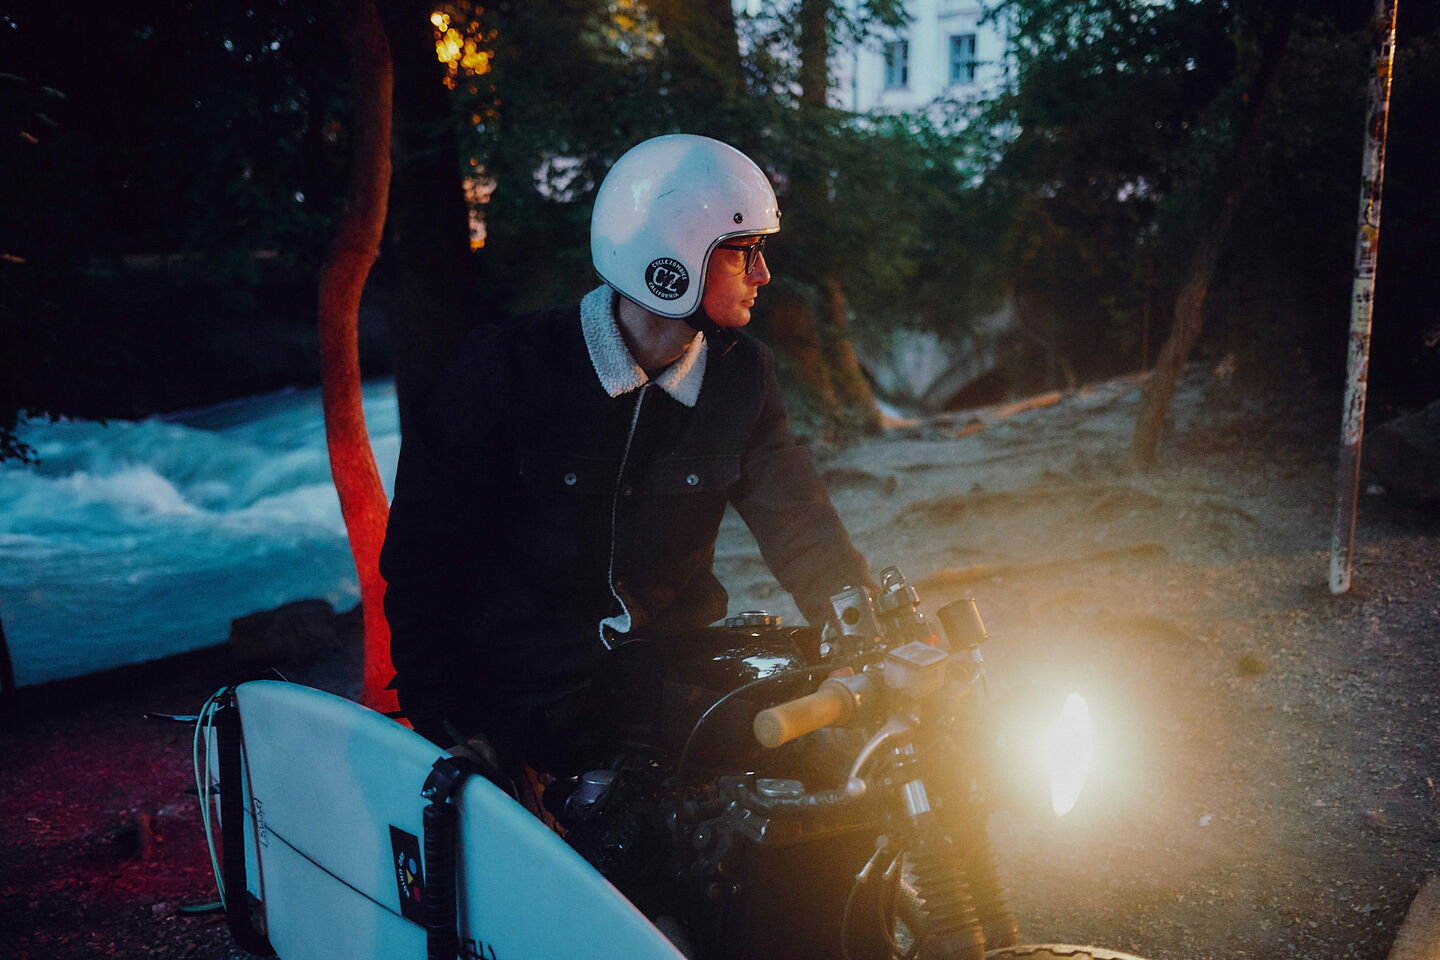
[379, 134, 871, 779]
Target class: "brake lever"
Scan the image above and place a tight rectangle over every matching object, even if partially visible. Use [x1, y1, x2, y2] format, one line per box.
[843, 713, 916, 798]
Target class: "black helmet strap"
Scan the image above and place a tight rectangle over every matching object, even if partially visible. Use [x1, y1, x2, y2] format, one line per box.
[682, 309, 738, 351]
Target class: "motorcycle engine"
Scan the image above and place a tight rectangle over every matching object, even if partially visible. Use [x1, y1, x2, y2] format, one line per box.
[682, 774, 890, 960]
[550, 615, 892, 958]
[549, 764, 667, 898]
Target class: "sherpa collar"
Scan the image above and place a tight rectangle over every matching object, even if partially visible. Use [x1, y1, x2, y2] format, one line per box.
[580, 285, 707, 408]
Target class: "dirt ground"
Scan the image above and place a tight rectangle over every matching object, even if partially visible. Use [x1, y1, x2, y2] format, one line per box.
[2, 365, 1437, 959]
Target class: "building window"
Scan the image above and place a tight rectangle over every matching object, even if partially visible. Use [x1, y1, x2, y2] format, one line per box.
[949, 33, 978, 85]
[884, 39, 909, 89]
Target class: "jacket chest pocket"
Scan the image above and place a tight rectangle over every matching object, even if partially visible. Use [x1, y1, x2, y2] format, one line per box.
[514, 451, 616, 568]
[517, 451, 616, 496]
[643, 455, 741, 497]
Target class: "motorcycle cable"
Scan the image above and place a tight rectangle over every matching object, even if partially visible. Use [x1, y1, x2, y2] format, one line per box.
[882, 853, 921, 960]
[840, 833, 908, 960]
[671, 665, 830, 822]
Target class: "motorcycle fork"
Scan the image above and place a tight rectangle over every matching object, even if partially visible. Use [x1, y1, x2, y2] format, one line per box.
[878, 736, 987, 960]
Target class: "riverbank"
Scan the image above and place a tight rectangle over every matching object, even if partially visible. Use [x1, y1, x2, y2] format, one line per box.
[3, 366, 1437, 959]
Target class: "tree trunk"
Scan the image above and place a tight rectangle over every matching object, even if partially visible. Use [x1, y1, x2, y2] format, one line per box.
[789, 0, 879, 436]
[1014, 291, 1078, 391]
[766, 284, 840, 418]
[653, 0, 745, 108]
[1131, 232, 1223, 463]
[377, 0, 477, 429]
[318, 0, 394, 711]
[819, 277, 880, 434]
[1131, 0, 1301, 467]
[797, 0, 830, 110]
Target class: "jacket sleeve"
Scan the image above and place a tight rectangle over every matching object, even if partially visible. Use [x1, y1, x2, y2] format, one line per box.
[730, 347, 871, 627]
[379, 329, 507, 744]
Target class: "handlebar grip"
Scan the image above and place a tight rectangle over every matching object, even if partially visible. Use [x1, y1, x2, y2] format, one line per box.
[753, 680, 856, 749]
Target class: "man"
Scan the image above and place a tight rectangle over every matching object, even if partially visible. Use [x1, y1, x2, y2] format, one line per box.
[380, 134, 869, 771]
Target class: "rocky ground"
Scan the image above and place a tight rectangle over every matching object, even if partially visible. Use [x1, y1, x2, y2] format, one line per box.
[3, 365, 1437, 959]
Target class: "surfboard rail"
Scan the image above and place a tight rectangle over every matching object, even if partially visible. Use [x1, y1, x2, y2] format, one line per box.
[198, 679, 685, 960]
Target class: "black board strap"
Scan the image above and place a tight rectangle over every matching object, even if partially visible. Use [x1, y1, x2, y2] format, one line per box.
[217, 688, 276, 956]
[421, 756, 480, 960]
[0, 614, 15, 700]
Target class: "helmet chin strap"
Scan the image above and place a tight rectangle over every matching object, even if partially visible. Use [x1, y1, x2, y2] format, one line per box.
[681, 308, 737, 349]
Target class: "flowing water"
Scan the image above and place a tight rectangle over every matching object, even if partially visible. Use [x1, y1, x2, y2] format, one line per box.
[0, 382, 400, 686]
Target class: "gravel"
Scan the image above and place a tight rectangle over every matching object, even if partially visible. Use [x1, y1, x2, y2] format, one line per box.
[4, 367, 1435, 959]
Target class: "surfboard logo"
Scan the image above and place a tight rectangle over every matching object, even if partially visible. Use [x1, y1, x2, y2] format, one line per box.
[252, 797, 269, 848]
[389, 826, 426, 923]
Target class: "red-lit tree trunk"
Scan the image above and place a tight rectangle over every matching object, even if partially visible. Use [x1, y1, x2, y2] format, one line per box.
[318, 0, 395, 711]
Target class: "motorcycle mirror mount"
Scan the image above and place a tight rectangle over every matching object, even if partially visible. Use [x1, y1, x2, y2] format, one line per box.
[876, 566, 943, 647]
[828, 584, 881, 637]
[821, 584, 884, 663]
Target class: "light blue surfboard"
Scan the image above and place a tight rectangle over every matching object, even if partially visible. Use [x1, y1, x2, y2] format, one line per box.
[211, 680, 684, 960]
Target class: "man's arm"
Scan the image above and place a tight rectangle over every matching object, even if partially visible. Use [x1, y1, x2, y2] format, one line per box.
[730, 349, 870, 626]
[380, 331, 507, 744]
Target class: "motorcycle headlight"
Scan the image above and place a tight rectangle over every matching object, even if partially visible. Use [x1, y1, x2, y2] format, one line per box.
[986, 687, 1094, 818]
[1041, 693, 1092, 816]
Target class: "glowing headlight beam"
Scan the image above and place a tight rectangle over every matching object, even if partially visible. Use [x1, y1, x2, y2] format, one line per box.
[1041, 693, 1093, 817]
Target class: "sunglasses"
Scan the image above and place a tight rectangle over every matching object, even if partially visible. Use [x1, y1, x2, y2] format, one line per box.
[715, 236, 768, 274]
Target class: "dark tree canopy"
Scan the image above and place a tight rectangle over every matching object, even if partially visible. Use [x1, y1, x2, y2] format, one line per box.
[972, 0, 1440, 410]
[1, 0, 353, 458]
[5, 0, 1438, 461]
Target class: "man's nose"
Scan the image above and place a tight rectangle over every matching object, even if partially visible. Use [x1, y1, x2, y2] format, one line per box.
[751, 251, 771, 285]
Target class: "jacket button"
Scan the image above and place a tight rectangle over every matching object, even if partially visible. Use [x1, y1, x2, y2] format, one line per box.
[621, 484, 634, 497]
[563, 472, 578, 486]
[686, 473, 700, 486]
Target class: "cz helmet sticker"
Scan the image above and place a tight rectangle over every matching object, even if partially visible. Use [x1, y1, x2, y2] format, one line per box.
[646, 258, 689, 301]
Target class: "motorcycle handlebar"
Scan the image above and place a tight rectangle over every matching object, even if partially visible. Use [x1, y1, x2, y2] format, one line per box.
[753, 679, 857, 749]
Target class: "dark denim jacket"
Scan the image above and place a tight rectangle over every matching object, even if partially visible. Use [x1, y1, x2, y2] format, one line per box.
[380, 301, 869, 744]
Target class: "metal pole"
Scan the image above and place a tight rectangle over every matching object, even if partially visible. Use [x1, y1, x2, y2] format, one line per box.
[1330, 0, 1398, 594]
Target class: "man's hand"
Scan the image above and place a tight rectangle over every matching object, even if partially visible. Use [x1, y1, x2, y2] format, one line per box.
[446, 733, 501, 770]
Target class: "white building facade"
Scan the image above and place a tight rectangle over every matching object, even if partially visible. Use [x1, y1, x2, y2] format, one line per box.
[833, 0, 1009, 115]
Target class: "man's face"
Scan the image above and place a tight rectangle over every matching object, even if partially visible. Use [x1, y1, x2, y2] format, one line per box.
[701, 236, 771, 329]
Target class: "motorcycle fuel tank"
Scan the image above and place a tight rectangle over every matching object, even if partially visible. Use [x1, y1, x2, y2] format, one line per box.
[593, 616, 819, 766]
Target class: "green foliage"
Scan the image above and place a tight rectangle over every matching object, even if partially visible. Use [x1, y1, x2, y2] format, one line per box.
[13, 0, 1433, 461]
[762, 107, 1004, 333]
[0, 0, 1004, 455]
[451, 0, 997, 338]
[975, 0, 1440, 399]
[973, 0, 1257, 377]
[447, 0, 678, 313]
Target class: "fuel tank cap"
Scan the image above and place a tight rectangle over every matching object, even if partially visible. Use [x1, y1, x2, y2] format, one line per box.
[725, 610, 782, 629]
[756, 778, 804, 798]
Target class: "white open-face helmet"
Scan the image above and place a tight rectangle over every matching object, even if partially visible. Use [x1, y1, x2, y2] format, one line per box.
[591, 134, 781, 319]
